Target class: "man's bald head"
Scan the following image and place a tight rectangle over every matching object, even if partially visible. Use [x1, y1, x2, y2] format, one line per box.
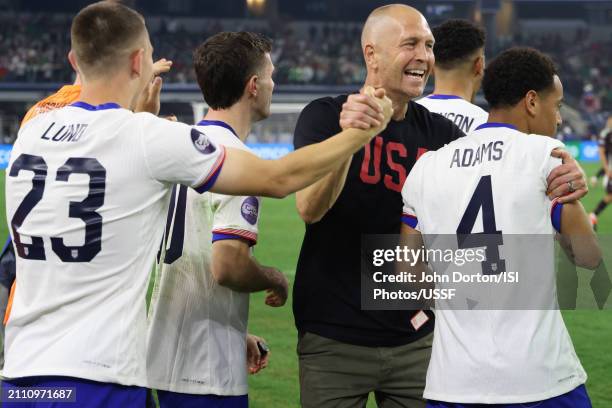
[361, 4, 428, 49]
[360, 4, 434, 102]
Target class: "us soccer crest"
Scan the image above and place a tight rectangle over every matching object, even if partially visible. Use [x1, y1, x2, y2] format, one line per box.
[190, 129, 217, 154]
[241, 197, 259, 225]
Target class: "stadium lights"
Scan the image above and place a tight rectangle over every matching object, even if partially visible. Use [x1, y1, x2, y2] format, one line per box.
[246, 0, 266, 16]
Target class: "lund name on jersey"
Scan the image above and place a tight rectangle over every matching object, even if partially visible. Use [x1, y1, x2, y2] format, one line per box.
[40, 122, 88, 143]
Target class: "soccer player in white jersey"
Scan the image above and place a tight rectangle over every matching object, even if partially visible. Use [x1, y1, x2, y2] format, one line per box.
[146, 32, 289, 407]
[2, 2, 393, 406]
[401, 48, 600, 407]
[417, 19, 488, 133]
[589, 116, 612, 228]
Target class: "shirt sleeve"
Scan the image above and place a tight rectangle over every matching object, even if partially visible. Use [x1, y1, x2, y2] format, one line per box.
[539, 137, 565, 188]
[293, 97, 343, 149]
[550, 198, 563, 233]
[401, 154, 429, 231]
[211, 194, 260, 246]
[139, 114, 226, 193]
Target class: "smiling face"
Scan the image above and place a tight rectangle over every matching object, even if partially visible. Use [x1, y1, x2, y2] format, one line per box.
[364, 8, 435, 102]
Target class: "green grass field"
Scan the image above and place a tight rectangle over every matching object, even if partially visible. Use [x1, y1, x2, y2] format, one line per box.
[0, 163, 610, 407]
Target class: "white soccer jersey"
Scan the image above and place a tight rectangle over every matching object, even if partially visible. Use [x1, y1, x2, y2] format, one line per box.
[146, 121, 260, 396]
[416, 94, 488, 134]
[401, 123, 587, 403]
[3, 102, 225, 386]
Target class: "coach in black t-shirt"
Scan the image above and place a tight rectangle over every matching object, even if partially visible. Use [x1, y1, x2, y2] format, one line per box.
[293, 5, 461, 407]
[293, 5, 588, 408]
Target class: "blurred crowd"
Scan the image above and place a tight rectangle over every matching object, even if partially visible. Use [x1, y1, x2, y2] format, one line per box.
[1, 14, 610, 136]
[0, 15, 73, 83]
[496, 30, 612, 136]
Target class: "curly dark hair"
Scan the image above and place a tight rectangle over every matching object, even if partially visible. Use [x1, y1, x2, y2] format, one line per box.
[194, 31, 272, 110]
[483, 47, 558, 109]
[432, 19, 485, 70]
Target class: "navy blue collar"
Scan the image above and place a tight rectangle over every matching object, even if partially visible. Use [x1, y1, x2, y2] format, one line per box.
[427, 94, 462, 100]
[196, 120, 239, 138]
[70, 101, 121, 111]
[475, 122, 518, 131]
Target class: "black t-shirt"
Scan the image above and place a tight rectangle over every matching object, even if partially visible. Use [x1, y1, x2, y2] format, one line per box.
[293, 95, 464, 347]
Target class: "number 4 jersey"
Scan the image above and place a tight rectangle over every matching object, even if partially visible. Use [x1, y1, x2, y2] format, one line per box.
[4, 102, 225, 386]
[401, 123, 587, 403]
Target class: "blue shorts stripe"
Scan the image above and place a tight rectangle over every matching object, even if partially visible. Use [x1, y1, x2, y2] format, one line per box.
[426, 384, 592, 408]
[2, 376, 147, 408]
[157, 390, 248, 408]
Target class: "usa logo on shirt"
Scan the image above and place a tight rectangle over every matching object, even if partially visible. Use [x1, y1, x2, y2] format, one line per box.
[241, 196, 259, 225]
[191, 129, 217, 154]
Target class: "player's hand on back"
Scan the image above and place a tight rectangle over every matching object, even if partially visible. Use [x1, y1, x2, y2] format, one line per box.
[340, 86, 392, 133]
[546, 148, 588, 203]
[264, 268, 288, 307]
[246, 334, 270, 374]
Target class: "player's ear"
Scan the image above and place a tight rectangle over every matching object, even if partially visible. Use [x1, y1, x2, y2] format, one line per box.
[364, 44, 377, 71]
[246, 74, 258, 99]
[67, 50, 79, 76]
[474, 54, 485, 78]
[525, 90, 539, 117]
[130, 48, 145, 78]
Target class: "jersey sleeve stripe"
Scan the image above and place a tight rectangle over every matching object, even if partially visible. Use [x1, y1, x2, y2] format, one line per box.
[193, 145, 226, 194]
[550, 199, 563, 233]
[212, 229, 257, 245]
[401, 213, 418, 228]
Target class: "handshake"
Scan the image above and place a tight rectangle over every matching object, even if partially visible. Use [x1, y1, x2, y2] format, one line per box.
[340, 86, 394, 137]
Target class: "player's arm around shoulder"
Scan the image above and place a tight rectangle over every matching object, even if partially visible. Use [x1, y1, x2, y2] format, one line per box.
[541, 140, 602, 269]
[295, 91, 387, 223]
[545, 143, 589, 204]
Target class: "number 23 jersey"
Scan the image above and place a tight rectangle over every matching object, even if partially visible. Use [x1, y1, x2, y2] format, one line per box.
[4, 102, 225, 386]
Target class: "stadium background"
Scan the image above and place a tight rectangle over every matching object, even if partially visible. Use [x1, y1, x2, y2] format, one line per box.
[0, 0, 610, 406]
